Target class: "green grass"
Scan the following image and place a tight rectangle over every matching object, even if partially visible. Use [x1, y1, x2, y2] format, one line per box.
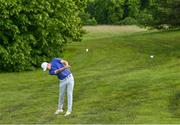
[0, 25, 180, 124]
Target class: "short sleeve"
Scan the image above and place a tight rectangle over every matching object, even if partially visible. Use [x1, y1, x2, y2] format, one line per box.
[49, 69, 56, 75]
[52, 58, 61, 63]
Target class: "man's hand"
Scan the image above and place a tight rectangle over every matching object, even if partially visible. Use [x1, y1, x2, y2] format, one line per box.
[61, 59, 69, 67]
[55, 65, 70, 74]
[65, 65, 71, 69]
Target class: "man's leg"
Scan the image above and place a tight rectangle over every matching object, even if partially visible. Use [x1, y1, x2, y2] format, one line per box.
[67, 75, 74, 113]
[58, 79, 67, 110]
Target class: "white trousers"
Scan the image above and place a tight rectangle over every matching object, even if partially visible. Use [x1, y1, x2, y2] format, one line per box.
[58, 74, 74, 112]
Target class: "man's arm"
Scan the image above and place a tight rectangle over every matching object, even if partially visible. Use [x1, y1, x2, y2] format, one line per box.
[54, 65, 71, 74]
[61, 59, 69, 66]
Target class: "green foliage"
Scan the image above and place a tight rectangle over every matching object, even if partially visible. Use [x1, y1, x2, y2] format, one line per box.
[83, 0, 139, 24]
[116, 17, 138, 25]
[80, 12, 91, 24]
[137, 9, 154, 26]
[85, 18, 97, 25]
[91, 0, 124, 24]
[83, 0, 180, 27]
[128, 0, 140, 18]
[150, 0, 180, 26]
[80, 12, 97, 25]
[123, 0, 140, 19]
[0, 0, 87, 72]
[140, 0, 150, 10]
[170, 0, 180, 26]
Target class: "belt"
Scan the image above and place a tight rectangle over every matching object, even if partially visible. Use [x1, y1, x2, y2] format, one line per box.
[66, 74, 72, 78]
[62, 74, 72, 80]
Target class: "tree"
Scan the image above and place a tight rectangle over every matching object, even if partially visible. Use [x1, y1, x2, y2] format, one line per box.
[164, 0, 180, 26]
[83, 0, 180, 27]
[0, 0, 87, 72]
[123, 0, 129, 19]
[147, 0, 180, 26]
[140, 0, 150, 10]
[127, 0, 140, 18]
[90, 0, 124, 24]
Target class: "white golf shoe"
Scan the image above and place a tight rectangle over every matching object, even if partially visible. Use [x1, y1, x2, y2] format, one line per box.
[54, 109, 63, 115]
[64, 111, 71, 116]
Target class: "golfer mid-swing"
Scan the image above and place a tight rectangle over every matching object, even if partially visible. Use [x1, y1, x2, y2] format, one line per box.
[41, 58, 74, 116]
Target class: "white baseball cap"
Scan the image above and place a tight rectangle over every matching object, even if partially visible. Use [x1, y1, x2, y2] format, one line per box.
[41, 62, 48, 71]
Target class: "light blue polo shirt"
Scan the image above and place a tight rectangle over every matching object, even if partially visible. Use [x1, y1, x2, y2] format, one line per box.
[49, 58, 71, 80]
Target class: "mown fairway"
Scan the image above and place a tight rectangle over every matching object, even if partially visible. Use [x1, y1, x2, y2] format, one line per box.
[0, 25, 180, 124]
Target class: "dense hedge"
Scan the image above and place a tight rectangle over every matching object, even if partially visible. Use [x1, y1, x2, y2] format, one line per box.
[0, 0, 86, 72]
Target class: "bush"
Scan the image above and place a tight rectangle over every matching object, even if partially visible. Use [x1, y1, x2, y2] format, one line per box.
[85, 17, 97, 25]
[80, 12, 91, 24]
[0, 0, 86, 72]
[116, 17, 138, 25]
[137, 11, 154, 26]
[80, 12, 97, 25]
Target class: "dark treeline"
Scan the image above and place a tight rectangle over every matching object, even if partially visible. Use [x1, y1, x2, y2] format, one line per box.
[81, 0, 180, 27]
